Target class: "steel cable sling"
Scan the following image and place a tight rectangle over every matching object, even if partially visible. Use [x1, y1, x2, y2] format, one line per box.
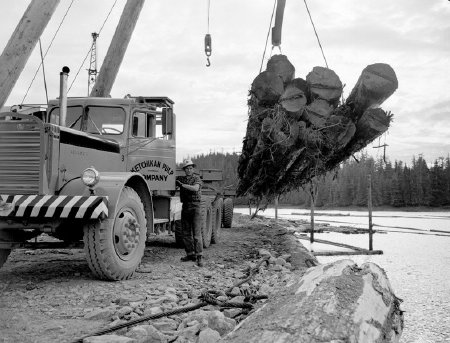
[72, 255, 271, 343]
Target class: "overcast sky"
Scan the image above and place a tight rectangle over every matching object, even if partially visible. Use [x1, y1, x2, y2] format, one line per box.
[1, 0, 449, 164]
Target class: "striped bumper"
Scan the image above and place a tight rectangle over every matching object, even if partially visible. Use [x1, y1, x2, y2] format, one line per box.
[0, 194, 108, 219]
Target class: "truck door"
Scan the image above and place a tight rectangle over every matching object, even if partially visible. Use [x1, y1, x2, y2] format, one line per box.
[127, 110, 175, 191]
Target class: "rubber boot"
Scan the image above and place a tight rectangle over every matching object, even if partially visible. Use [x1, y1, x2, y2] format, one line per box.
[181, 255, 196, 262]
[196, 255, 204, 267]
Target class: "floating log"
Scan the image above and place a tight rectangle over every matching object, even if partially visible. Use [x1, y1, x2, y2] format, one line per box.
[251, 71, 284, 106]
[266, 54, 295, 84]
[306, 66, 342, 103]
[346, 63, 398, 118]
[223, 259, 403, 343]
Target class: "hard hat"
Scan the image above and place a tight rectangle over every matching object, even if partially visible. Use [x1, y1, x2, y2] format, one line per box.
[182, 159, 196, 169]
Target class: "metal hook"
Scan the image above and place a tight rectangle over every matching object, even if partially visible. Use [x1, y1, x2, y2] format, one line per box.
[206, 57, 211, 67]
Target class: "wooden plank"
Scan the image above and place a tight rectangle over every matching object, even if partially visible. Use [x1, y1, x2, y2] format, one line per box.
[297, 235, 367, 251]
[313, 250, 383, 256]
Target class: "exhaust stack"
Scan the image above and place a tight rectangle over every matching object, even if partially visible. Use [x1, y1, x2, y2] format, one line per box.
[59, 66, 70, 126]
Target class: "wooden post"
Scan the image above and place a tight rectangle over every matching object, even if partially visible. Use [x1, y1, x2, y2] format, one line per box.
[90, 0, 145, 97]
[309, 181, 317, 244]
[274, 196, 279, 220]
[0, 0, 60, 108]
[368, 174, 373, 251]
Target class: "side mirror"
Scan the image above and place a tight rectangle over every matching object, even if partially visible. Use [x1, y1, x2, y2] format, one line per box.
[162, 107, 174, 135]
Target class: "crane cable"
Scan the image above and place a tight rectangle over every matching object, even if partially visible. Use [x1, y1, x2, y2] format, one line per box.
[303, 0, 329, 68]
[68, 0, 118, 93]
[259, 0, 277, 73]
[204, 0, 212, 67]
[21, 0, 76, 105]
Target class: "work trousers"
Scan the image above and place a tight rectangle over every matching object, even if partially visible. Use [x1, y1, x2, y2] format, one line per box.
[181, 202, 203, 257]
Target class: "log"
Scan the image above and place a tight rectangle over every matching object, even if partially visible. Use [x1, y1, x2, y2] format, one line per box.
[266, 54, 295, 84]
[223, 259, 404, 343]
[280, 85, 307, 113]
[346, 63, 398, 118]
[354, 108, 391, 141]
[322, 115, 356, 149]
[251, 71, 284, 106]
[306, 66, 342, 103]
[303, 99, 334, 127]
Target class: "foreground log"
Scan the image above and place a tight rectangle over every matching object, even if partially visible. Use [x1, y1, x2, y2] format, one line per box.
[223, 259, 404, 343]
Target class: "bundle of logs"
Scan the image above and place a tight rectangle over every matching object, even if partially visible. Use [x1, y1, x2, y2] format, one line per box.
[237, 55, 398, 201]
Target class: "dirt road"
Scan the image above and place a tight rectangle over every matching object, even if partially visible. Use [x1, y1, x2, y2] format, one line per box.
[0, 214, 312, 343]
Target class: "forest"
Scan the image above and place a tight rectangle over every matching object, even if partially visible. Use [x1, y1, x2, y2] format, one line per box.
[187, 151, 450, 209]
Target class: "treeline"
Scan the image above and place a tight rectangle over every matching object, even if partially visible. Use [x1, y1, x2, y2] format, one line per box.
[190, 151, 450, 208]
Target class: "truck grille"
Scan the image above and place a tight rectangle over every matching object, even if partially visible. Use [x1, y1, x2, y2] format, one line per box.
[0, 130, 41, 194]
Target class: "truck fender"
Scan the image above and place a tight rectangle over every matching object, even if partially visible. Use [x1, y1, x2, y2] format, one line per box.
[59, 172, 154, 231]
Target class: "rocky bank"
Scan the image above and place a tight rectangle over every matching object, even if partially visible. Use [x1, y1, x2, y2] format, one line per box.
[0, 214, 315, 343]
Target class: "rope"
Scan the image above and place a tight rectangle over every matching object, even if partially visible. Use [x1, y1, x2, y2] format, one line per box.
[303, 0, 329, 68]
[21, 0, 75, 104]
[259, 0, 277, 73]
[68, 0, 118, 93]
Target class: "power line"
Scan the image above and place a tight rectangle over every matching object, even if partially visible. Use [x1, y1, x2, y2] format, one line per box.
[303, 0, 329, 68]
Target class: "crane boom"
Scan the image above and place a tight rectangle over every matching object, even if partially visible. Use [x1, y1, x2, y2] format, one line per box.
[89, 0, 145, 97]
[0, 0, 60, 108]
[272, 0, 286, 47]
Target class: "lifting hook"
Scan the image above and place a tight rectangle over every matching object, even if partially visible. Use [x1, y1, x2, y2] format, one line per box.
[205, 33, 212, 67]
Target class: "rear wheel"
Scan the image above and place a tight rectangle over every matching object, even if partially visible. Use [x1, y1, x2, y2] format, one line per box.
[202, 199, 213, 248]
[0, 249, 11, 268]
[211, 198, 223, 244]
[222, 197, 234, 228]
[83, 187, 147, 280]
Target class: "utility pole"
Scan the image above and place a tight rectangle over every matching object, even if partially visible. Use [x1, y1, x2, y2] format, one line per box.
[87, 32, 99, 96]
[90, 0, 145, 97]
[0, 0, 60, 108]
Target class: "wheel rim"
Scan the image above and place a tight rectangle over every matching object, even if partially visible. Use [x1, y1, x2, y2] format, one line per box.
[113, 207, 141, 261]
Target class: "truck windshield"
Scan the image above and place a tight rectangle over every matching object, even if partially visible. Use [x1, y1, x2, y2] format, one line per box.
[49, 106, 125, 135]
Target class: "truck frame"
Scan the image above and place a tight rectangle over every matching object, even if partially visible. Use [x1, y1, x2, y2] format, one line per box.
[0, 73, 234, 280]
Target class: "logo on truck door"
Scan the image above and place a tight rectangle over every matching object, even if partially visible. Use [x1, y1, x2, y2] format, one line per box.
[130, 159, 174, 182]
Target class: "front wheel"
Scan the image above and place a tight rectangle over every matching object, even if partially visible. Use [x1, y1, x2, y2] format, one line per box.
[0, 249, 11, 268]
[83, 187, 147, 280]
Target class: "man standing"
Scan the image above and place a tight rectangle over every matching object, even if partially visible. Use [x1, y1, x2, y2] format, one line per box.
[176, 159, 204, 267]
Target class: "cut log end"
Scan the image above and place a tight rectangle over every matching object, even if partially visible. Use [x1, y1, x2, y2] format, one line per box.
[266, 54, 295, 84]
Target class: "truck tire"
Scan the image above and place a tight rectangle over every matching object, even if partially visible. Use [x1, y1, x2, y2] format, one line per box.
[202, 198, 213, 248]
[174, 220, 183, 248]
[211, 198, 223, 244]
[83, 187, 147, 280]
[222, 197, 234, 228]
[0, 249, 11, 268]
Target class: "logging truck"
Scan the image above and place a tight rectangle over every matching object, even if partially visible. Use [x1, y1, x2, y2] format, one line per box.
[0, 68, 234, 280]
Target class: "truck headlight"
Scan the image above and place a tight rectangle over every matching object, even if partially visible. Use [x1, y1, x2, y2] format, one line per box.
[82, 167, 100, 187]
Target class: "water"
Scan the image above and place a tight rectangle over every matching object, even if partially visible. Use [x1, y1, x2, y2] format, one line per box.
[235, 207, 450, 342]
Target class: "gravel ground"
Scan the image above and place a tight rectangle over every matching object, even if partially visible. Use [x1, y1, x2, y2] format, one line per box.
[0, 214, 313, 343]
